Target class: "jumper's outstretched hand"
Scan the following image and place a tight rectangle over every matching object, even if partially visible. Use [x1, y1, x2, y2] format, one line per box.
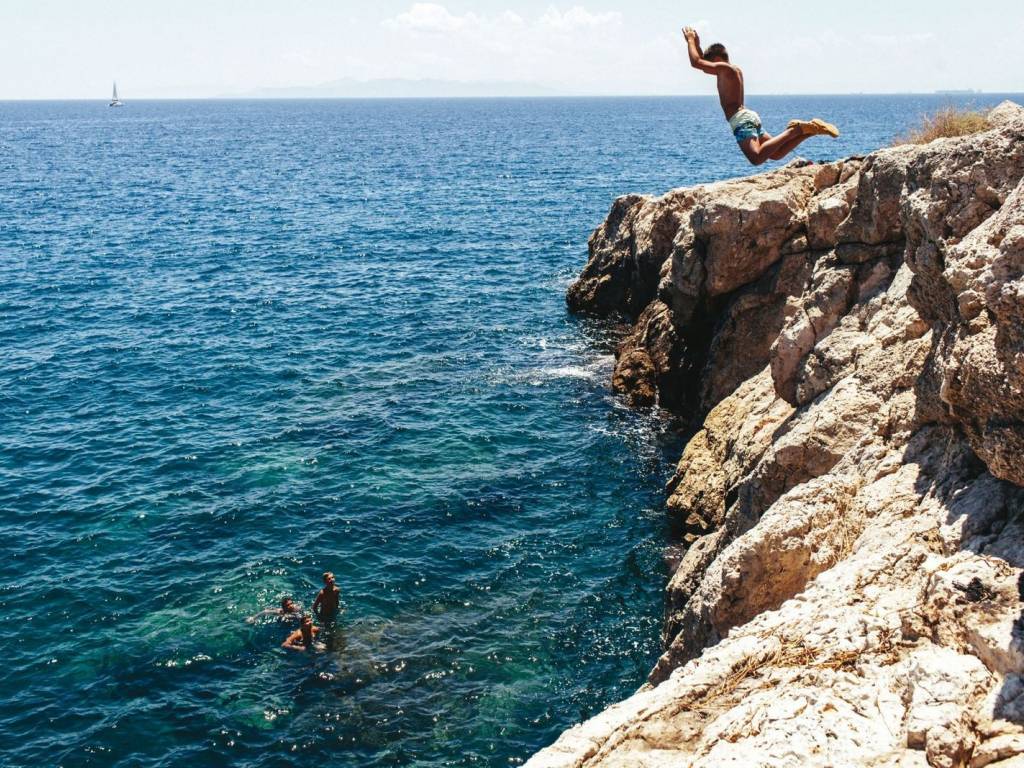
[683, 26, 699, 45]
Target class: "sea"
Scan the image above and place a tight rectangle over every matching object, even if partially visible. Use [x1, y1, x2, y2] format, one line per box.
[1, 94, 1018, 768]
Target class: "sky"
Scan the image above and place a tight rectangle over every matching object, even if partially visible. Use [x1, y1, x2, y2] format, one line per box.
[2, 1, 1023, 99]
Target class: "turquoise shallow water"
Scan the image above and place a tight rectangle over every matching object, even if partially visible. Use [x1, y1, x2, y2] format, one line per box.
[1, 94, 1019, 767]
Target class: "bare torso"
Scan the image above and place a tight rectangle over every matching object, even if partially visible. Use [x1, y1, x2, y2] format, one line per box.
[716, 66, 745, 119]
[283, 624, 320, 650]
[317, 585, 340, 619]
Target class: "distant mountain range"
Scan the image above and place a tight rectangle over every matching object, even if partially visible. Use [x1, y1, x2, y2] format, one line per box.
[229, 77, 562, 99]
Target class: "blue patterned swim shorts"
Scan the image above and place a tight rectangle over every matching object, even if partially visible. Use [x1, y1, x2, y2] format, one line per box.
[728, 108, 767, 143]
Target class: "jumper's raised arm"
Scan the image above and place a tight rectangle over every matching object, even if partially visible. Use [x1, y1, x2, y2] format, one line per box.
[683, 27, 728, 75]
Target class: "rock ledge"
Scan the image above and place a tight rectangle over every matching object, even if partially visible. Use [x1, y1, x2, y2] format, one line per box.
[529, 102, 1024, 768]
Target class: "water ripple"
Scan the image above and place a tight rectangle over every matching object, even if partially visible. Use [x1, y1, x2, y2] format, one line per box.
[3, 94, 1017, 767]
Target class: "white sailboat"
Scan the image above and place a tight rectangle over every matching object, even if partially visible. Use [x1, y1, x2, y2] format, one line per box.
[109, 82, 124, 107]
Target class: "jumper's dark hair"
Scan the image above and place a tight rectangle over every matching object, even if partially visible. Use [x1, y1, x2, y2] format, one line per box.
[703, 43, 729, 62]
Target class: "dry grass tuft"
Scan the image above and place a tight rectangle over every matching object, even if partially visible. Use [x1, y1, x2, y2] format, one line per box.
[700, 626, 906, 706]
[893, 106, 991, 146]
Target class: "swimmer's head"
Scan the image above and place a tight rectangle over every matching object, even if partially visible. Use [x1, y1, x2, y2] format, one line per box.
[704, 43, 728, 63]
[301, 614, 313, 628]
[281, 597, 296, 611]
[323, 571, 335, 586]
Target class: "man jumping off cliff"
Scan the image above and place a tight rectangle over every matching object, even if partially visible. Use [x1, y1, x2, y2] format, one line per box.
[683, 27, 839, 165]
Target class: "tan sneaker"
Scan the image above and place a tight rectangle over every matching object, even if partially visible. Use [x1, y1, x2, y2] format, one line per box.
[809, 118, 840, 137]
[788, 118, 840, 138]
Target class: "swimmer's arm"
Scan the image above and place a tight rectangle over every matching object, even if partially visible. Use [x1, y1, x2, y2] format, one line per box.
[312, 590, 323, 617]
[246, 608, 277, 624]
[281, 630, 303, 650]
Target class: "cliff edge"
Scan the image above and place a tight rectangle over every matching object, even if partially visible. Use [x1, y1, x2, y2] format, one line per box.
[528, 102, 1024, 768]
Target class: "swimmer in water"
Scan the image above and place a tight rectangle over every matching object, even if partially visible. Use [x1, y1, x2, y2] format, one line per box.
[312, 571, 341, 623]
[247, 596, 301, 624]
[282, 614, 320, 651]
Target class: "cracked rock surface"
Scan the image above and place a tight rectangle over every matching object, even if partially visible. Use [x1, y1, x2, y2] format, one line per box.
[528, 102, 1024, 768]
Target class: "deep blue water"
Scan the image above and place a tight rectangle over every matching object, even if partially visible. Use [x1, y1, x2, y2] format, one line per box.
[1, 94, 1019, 768]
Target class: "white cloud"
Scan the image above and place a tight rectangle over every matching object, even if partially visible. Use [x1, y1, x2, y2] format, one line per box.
[376, 3, 640, 91]
[539, 6, 622, 30]
[281, 51, 318, 68]
[384, 4, 617, 36]
[864, 32, 934, 45]
[385, 3, 476, 33]
[499, 10, 527, 27]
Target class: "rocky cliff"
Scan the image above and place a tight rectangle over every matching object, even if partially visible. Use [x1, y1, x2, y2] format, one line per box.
[528, 102, 1024, 768]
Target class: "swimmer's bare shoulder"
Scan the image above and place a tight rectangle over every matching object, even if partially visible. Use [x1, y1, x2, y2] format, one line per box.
[247, 597, 301, 624]
[283, 613, 320, 651]
[282, 625, 320, 651]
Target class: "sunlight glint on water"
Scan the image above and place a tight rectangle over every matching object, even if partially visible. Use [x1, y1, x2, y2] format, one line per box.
[0, 94, 1017, 767]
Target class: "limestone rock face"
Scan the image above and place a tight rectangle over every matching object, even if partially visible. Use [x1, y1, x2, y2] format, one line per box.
[528, 102, 1024, 767]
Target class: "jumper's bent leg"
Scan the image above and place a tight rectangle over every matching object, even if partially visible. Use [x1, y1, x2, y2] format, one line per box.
[771, 118, 839, 158]
[767, 131, 813, 160]
[740, 126, 803, 165]
[758, 127, 808, 159]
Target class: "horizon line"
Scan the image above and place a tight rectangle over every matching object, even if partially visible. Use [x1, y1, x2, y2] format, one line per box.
[2, 91, 1021, 103]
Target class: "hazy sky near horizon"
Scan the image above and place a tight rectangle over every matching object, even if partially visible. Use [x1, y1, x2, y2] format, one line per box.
[3, 1, 1023, 99]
